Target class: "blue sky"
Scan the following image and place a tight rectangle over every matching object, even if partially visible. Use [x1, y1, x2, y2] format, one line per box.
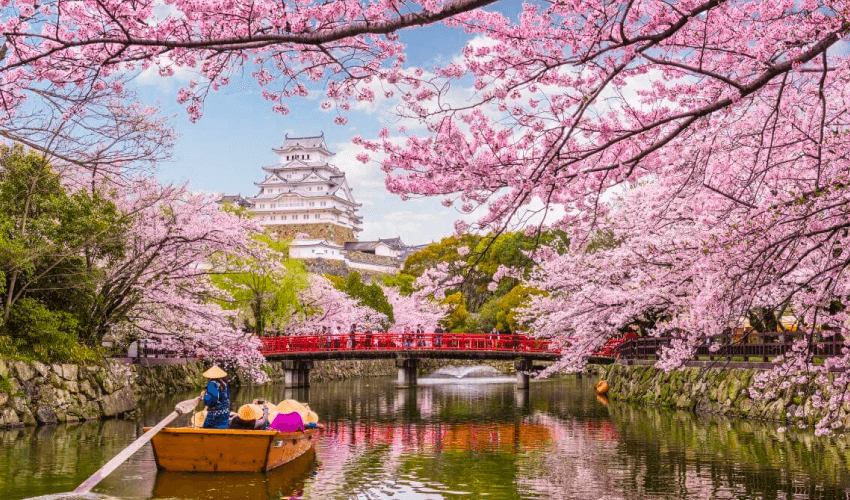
[130, 7, 523, 246]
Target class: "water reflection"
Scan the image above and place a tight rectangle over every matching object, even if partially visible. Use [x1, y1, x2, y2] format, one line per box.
[151, 448, 316, 500]
[3, 376, 850, 500]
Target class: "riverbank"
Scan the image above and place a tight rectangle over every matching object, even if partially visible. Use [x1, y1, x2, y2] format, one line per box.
[600, 362, 848, 429]
[0, 357, 518, 428]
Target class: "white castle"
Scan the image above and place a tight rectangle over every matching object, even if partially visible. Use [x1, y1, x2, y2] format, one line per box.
[246, 133, 362, 241]
[219, 133, 425, 274]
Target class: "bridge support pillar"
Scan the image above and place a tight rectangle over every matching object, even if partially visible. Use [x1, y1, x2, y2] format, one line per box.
[515, 358, 533, 389]
[282, 360, 313, 388]
[396, 357, 419, 388]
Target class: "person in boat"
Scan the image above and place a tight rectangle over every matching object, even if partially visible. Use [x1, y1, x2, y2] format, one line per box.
[229, 403, 271, 430]
[270, 400, 306, 432]
[200, 365, 230, 429]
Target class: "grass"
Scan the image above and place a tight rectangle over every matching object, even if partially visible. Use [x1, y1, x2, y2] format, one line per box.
[0, 374, 12, 394]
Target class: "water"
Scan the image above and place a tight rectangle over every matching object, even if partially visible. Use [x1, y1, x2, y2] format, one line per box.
[3, 375, 850, 499]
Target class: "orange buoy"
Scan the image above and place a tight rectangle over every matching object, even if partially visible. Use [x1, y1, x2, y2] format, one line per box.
[595, 380, 609, 395]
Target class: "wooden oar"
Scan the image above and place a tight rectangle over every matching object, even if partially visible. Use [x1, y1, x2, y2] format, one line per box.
[73, 397, 200, 494]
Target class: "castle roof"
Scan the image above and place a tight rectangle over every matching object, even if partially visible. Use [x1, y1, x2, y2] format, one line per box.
[272, 133, 331, 154]
[216, 194, 254, 208]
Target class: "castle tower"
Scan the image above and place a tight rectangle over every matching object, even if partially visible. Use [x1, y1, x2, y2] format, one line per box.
[246, 133, 362, 243]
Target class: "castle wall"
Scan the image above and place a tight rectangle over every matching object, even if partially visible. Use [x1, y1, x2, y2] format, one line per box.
[268, 223, 356, 244]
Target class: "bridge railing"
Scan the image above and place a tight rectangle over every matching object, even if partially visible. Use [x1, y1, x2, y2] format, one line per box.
[261, 332, 558, 355]
[617, 330, 844, 362]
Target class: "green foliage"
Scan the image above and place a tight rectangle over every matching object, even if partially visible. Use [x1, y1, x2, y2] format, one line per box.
[0, 298, 99, 363]
[404, 229, 568, 313]
[0, 374, 12, 394]
[0, 145, 127, 361]
[382, 273, 416, 296]
[210, 235, 308, 336]
[476, 285, 542, 333]
[328, 271, 394, 327]
[440, 292, 476, 332]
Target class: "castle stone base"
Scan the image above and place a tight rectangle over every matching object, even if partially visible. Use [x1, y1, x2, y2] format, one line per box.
[268, 223, 356, 244]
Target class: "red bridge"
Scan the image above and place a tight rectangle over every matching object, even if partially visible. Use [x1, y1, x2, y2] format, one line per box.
[260, 332, 563, 389]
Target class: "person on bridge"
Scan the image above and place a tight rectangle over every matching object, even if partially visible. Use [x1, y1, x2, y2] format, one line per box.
[364, 326, 373, 350]
[349, 323, 358, 349]
[434, 325, 444, 348]
[403, 326, 412, 349]
[333, 325, 342, 349]
[416, 324, 426, 347]
[199, 365, 230, 429]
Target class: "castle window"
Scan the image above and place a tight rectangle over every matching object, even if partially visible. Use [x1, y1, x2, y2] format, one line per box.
[309, 202, 315, 207]
[303, 214, 309, 220]
[282, 215, 287, 220]
[314, 214, 319, 219]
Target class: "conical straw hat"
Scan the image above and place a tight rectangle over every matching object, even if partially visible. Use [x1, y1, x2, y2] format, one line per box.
[276, 399, 304, 415]
[202, 365, 227, 378]
[303, 410, 319, 424]
[237, 404, 263, 421]
[192, 410, 207, 428]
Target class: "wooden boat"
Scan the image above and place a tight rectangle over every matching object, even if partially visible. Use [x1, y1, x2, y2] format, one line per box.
[146, 426, 319, 472]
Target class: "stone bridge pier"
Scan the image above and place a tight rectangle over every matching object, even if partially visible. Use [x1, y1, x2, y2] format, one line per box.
[396, 357, 419, 388]
[282, 359, 313, 388]
[514, 358, 533, 389]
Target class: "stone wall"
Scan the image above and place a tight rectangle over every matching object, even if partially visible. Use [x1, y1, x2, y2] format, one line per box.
[0, 359, 137, 428]
[269, 223, 355, 244]
[601, 363, 847, 428]
[132, 362, 207, 394]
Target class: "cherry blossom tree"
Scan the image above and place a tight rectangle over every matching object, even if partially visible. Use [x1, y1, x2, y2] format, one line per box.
[286, 274, 387, 335]
[381, 284, 446, 332]
[81, 172, 269, 378]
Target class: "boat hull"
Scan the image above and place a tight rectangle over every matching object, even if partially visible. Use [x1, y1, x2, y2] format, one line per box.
[146, 427, 317, 472]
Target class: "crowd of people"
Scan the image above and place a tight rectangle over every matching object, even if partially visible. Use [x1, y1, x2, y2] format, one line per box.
[306, 323, 448, 349]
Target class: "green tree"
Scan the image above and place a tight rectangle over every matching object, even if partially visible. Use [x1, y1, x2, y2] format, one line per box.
[0, 145, 125, 361]
[211, 235, 308, 336]
[327, 272, 394, 327]
[382, 273, 416, 296]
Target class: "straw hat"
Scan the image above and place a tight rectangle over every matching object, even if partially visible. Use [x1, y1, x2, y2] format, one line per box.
[192, 410, 207, 428]
[276, 399, 305, 416]
[303, 410, 319, 425]
[237, 404, 263, 421]
[202, 365, 227, 378]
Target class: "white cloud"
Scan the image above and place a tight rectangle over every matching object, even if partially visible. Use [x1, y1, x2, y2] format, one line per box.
[361, 209, 451, 245]
[136, 61, 197, 91]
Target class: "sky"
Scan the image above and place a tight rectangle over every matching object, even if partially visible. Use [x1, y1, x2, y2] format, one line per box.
[129, 6, 524, 246]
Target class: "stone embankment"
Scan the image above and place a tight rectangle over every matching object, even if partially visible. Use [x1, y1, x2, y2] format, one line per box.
[601, 363, 846, 428]
[0, 359, 137, 427]
[0, 357, 517, 428]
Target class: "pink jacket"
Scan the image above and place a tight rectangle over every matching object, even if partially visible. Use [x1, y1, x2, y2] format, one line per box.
[269, 411, 304, 432]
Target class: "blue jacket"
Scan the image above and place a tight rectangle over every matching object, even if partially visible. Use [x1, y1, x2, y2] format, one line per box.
[202, 380, 230, 429]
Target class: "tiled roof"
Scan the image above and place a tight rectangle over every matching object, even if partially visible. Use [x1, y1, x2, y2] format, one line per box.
[277, 133, 327, 151]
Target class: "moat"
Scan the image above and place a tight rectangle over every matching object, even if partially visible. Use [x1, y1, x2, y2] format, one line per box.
[3, 375, 850, 500]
